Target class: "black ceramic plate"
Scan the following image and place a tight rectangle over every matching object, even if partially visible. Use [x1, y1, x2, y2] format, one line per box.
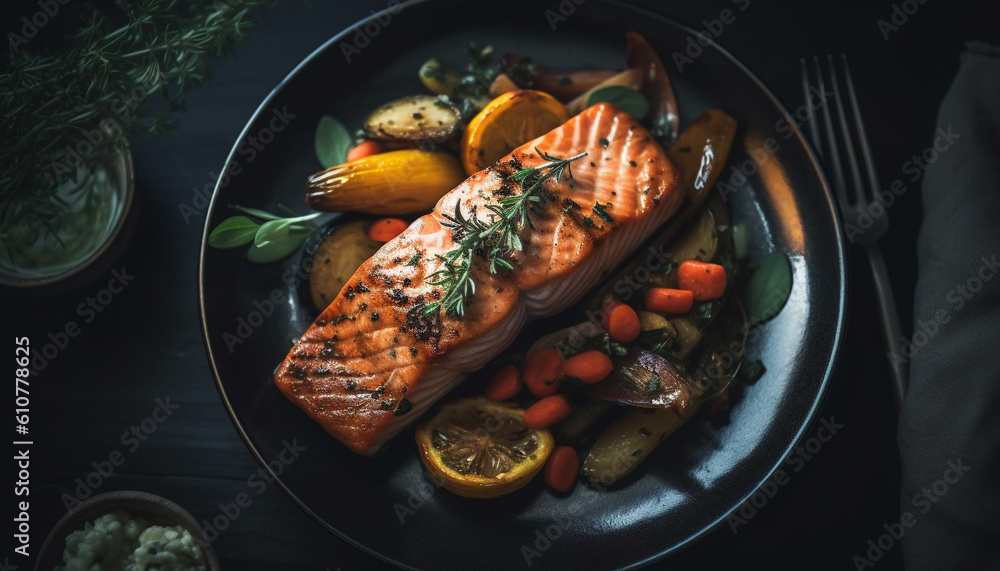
[199, 1, 846, 569]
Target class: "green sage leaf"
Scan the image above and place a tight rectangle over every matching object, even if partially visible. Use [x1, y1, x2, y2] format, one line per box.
[209, 216, 260, 249]
[743, 251, 792, 325]
[254, 213, 321, 248]
[246, 225, 313, 263]
[314, 115, 352, 168]
[229, 205, 281, 221]
[586, 85, 651, 121]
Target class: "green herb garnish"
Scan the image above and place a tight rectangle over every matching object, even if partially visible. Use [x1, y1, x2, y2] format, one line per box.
[444, 44, 500, 120]
[426, 148, 587, 316]
[585, 85, 651, 120]
[617, 365, 657, 392]
[208, 205, 320, 264]
[314, 115, 352, 168]
[698, 302, 714, 320]
[739, 359, 766, 384]
[743, 251, 792, 325]
[636, 328, 680, 362]
[592, 202, 614, 223]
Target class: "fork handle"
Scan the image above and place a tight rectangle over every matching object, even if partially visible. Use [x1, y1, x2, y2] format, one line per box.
[865, 245, 908, 410]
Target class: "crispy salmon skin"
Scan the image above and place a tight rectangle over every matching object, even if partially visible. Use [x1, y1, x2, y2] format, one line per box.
[274, 102, 681, 455]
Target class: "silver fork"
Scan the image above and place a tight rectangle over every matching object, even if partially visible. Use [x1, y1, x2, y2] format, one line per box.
[801, 54, 907, 410]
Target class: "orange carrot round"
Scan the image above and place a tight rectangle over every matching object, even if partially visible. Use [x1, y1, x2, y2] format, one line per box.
[484, 365, 522, 401]
[346, 140, 384, 162]
[677, 260, 727, 301]
[522, 347, 563, 398]
[604, 301, 641, 344]
[524, 394, 572, 429]
[560, 350, 613, 384]
[543, 445, 580, 493]
[644, 288, 694, 314]
[367, 217, 409, 242]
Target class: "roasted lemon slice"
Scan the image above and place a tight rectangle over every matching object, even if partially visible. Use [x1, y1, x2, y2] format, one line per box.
[415, 396, 554, 499]
[460, 90, 570, 176]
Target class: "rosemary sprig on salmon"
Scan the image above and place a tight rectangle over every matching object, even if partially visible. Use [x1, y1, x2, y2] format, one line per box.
[426, 148, 588, 317]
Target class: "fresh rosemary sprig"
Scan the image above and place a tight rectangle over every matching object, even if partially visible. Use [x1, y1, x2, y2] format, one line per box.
[426, 148, 587, 317]
[0, 0, 281, 262]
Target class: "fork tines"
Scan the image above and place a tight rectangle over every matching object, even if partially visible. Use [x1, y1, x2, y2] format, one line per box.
[800, 55, 883, 226]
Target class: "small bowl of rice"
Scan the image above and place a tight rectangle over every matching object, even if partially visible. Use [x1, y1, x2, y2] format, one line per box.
[35, 491, 220, 571]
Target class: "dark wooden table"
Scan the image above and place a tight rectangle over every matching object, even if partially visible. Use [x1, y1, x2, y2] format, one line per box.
[8, 0, 997, 569]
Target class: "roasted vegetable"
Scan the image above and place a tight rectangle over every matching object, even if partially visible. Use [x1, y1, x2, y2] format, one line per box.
[687, 196, 735, 329]
[565, 68, 644, 115]
[308, 220, 383, 310]
[581, 398, 703, 485]
[550, 398, 616, 446]
[668, 207, 719, 263]
[417, 46, 498, 119]
[501, 51, 619, 101]
[626, 31, 680, 146]
[488, 72, 520, 98]
[670, 317, 703, 360]
[666, 108, 737, 202]
[583, 299, 744, 484]
[306, 149, 466, 215]
[586, 346, 692, 411]
[418, 58, 463, 96]
[363, 95, 461, 143]
[638, 311, 677, 336]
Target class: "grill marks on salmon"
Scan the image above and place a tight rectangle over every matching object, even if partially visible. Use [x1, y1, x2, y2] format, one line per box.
[274, 103, 682, 455]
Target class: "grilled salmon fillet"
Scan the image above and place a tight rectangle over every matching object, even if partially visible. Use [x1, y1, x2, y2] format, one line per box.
[275, 102, 682, 455]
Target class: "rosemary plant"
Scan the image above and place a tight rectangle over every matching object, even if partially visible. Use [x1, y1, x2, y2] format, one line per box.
[0, 0, 280, 263]
[427, 148, 588, 317]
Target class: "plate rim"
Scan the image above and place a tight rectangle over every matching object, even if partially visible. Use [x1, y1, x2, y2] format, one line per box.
[198, 0, 848, 567]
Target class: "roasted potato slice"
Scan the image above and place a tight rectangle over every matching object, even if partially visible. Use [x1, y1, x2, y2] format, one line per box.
[309, 220, 383, 310]
[670, 317, 704, 360]
[363, 95, 461, 142]
[418, 58, 463, 96]
[581, 399, 703, 485]
[668, 207, 718, 264]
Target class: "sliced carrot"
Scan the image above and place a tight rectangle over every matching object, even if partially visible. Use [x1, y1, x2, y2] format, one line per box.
[367, 217, 409, 242]
[522, 347, 563, 398]
[560, 350, 613, 384]
[543, 445, 581, 493]
[346, 140, 384, 162]
[524, 394, 572, 429]
[484, 365, 522, 401]
[604, 301, 641, 344]
[677, 260, 727, 301]
[644, 288, 694, 314]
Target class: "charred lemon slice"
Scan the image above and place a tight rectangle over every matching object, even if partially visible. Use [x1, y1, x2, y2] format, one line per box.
[416, 396, 554, 499]
[460, 90, 570, 176]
